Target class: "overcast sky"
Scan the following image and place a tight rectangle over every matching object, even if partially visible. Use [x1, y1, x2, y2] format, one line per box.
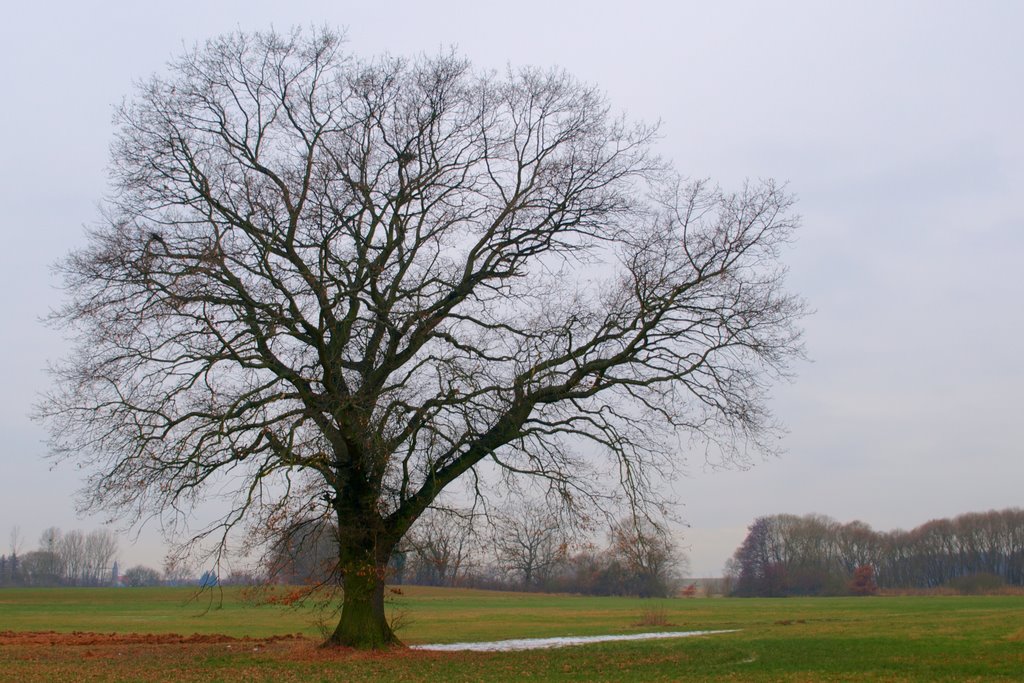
[1, 0, 1021, 576]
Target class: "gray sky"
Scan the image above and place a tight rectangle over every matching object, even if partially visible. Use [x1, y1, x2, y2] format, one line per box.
[1, 0, 1021, 576]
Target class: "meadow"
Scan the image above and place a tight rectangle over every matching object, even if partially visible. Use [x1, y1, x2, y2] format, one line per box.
[1, 586, 1022, 681]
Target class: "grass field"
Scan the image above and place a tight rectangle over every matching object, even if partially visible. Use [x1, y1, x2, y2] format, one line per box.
[1, 586, 1022, 681]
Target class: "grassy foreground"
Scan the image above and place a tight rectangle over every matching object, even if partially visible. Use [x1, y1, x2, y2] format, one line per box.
[1, 586, 1022, 681]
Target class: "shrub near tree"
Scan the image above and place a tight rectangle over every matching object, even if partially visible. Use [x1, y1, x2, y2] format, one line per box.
[848, 564, 877, 596]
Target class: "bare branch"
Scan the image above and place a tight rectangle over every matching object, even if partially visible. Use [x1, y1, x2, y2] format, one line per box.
[37, 27, 804, 648]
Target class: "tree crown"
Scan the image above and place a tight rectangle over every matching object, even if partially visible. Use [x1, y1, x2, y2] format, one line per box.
[40, 28, 804, 561]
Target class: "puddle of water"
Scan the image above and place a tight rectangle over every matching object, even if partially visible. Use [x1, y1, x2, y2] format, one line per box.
[411, 629, 739, 652]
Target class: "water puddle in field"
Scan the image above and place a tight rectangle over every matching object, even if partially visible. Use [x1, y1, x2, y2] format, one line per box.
[411, 629, 738, 652]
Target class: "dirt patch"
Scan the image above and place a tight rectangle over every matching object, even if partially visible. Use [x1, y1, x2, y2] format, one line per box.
[0, 630, 468, 682]
[1005, 627, 1024, 642]
[0, 630, 305, 647]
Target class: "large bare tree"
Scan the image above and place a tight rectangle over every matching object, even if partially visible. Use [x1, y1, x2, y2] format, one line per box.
[40, 28, 804, 647]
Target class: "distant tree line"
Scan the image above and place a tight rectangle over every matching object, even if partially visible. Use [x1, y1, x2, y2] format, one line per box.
[268, 507, 687, 598]
[3, 507, 686, 597]
[0, 526, 216, 588]
[728, 509, 1024, 596]
[1, 527, 118, 587]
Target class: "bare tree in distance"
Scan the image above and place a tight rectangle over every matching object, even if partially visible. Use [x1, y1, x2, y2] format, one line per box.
[59, 530, 86, 585]
[38, 28, 805, 647]
[35, 527, 66, 582]
[8, 526, 23, 556]
[404, 508, 477, 587]
[51, 528, 119, 586]
[608, 516, 685, 597]
[493, 502, 571, 590]
[83, 529, 119, 586]
[162, 556, 195, 586]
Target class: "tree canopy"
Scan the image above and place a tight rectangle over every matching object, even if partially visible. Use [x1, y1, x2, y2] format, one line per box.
[40, 28, 804, 647]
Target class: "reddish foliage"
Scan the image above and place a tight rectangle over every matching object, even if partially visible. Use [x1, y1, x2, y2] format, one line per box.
[262, 589, 308, 606]
[849, 564, 877, 596]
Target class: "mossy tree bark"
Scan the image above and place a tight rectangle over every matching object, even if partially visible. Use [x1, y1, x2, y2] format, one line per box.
[324, 497, 405, 649]
[327, 560, 398, 648]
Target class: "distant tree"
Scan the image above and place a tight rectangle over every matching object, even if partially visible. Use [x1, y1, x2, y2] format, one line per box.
[37, 528, 66, 579]
[835, 521, 879, 575]
[9, 526, 24, 556]
[731, 517, 787, 597]
[122, 565, 163, 587]
[82, 529, 118, 586]
[405, 509, 476, 587]
[5, 527, 24, 585]
[43, 528, 120, 585]
[608, 518, 684, 598]
[912, 518, 958, 588]
[59, 530, 86, 585]
[493, 504, 569, 590]
[162, 557, 195, 586]
[4, 552, 22, 586]
[39, 28, 804, 647]
[20, 551, 63, 586]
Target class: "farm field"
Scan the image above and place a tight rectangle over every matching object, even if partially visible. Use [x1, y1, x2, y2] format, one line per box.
[1, 586, 1022, 681]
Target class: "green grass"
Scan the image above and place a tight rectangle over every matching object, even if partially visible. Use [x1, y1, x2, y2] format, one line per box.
[0, 586, 299, 638]
[1, 586, 1023, 680]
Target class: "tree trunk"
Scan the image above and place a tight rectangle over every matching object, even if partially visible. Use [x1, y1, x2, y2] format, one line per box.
[324, 499, 402, 649]
[326, 562, 399, 648]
